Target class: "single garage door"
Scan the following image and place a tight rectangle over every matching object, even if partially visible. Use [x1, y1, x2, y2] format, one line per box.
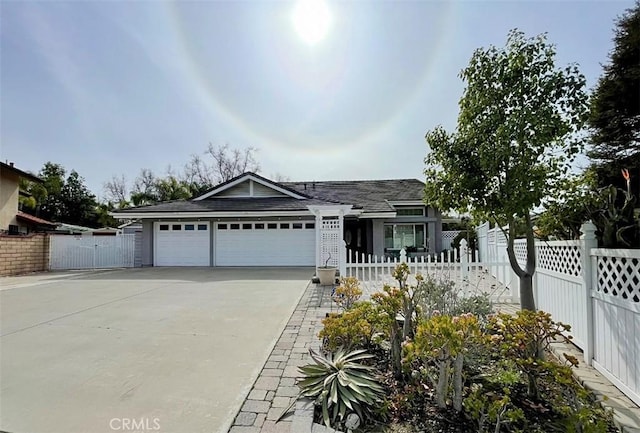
[155, 222, 210, 266]
[215, 221, 315, 266]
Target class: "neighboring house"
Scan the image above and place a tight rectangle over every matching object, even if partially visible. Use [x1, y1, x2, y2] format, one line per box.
[111, 172, 442, 267]
[0, 161, 55, 234]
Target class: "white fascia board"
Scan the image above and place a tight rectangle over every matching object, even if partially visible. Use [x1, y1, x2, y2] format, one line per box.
[358, 212, 397, 219]
[307, 205, 354, 216]
[109, 210, 313, 219]
[193, 174, 306, 200]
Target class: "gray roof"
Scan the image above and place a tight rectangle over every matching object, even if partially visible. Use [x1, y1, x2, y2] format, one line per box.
[115, 176, 426, 215]
[283, 179, 426, 213]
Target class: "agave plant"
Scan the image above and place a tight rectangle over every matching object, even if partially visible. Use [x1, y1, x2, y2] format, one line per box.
[298, 347, 385, 428]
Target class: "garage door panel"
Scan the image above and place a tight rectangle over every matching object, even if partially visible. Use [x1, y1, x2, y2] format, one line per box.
[155, 222, 210, 266]
[215, 222, 315, 266]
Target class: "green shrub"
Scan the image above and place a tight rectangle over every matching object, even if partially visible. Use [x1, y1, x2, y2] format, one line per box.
[319, 301, 385, 351]
[332, 277, 363, 311]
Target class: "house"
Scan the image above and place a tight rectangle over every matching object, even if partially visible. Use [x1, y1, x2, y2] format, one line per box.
[0, 161, 56, 234]
[110, 172, 442, 267]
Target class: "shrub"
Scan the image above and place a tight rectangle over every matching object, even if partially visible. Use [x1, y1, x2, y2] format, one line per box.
[415, 273, 493, 320]
[332, 277, 363, 311]
[319, 301, 385, 351]
[298, 348, 386, 429]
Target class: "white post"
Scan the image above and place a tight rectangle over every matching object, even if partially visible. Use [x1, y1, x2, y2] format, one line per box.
[338, 211, 346, 277]
[580, 221, 597, 366]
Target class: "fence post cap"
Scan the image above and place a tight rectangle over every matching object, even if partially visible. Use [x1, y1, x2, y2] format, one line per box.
[580, 221, 597, 240]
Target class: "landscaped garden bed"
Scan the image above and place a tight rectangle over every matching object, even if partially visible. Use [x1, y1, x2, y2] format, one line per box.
[289, 266, 617, 433]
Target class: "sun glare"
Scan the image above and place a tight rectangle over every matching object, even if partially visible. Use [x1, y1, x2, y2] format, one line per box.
[291, 0, 331, 45]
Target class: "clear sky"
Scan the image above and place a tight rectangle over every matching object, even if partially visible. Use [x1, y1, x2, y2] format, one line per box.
[0, 0, 634, 199]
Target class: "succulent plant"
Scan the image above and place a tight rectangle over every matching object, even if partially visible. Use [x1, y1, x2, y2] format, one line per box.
[298, 347, 385, 428]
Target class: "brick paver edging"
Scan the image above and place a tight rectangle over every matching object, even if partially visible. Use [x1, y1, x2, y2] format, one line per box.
[227, 282, 339, 433]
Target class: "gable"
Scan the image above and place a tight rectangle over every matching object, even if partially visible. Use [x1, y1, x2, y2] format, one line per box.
[215, 179, 288, 198]
[194, 173, 306, 200]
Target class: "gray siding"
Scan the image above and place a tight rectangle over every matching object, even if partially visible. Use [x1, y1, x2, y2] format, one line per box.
[141, 220, 153, 266]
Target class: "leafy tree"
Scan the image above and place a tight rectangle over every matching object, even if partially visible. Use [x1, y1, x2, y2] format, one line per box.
[536, 171, 600, 240]
[588, 2, 640, 186]
[424, 30, 589, 310]
[60, 170, 98, 227]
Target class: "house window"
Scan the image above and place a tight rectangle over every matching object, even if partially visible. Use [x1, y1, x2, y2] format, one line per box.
[172, 224, 182, 231]
[384, 224, 426, 249]
[198, 224, 208, 231]
[267, 223, 278, 229]
[218, 224, 228, 230]
[159, 224, 169, 231]
[396, 207, 425, 216]
[185, 224, 195, 231]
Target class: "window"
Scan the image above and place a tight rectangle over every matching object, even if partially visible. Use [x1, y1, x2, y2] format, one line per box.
[305, 223, 315, 229]
[172, 224, 182, 231]
[384, 224, 426, 249]
[159, 224, 169, 231]
[292, 223, 303, 229]
[267, 223, 278, 229]
[218, 224, 228, 230]
[280, 223, 290, 229]
[230, 223, 240, 230]
[242, 223, 252, 230]
[197, 224, 208, 231]
[255, 223, 265, 229]
[185, 224, 195, 231]
[396, 207, 425, 216]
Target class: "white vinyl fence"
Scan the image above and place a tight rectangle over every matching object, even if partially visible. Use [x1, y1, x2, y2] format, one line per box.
[476, 221, 640, 406]
[49, 234, 135, 270]
[441, 230, 462, 251]
[344, 242, 516, 303]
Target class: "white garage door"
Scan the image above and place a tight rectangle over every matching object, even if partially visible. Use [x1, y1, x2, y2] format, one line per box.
[215, 221, 315, 266]
[155, 222, 210, 266]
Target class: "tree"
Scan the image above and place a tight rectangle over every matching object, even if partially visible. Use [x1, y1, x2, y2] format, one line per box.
[103, 174, 129, 208]
[60, 170, 98, 227]
[183, 143, 260, 195]
[588, 2, 640, 177]
[424, 30, 589, 310]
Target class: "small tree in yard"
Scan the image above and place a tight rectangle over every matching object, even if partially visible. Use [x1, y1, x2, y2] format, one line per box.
[424, 30, 589, 311]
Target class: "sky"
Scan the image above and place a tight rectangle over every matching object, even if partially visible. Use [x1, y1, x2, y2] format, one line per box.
[0, 0, 634, 200]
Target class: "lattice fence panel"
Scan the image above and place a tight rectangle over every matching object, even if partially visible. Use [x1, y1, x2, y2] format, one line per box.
[320, 218, 341, 268]
[441, 231, 462, 251]
[596, 255, 640, 302]
[514, 240, 528, 268]
[537, 244, 582, 277]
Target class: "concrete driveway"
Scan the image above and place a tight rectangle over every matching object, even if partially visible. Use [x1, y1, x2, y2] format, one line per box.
[0, 267, 312, 433]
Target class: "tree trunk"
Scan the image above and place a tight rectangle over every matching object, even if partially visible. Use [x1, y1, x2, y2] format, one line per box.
[453, 353, 464, 412]
[436, 358, 450, 409]
[519, 274, 536, 311]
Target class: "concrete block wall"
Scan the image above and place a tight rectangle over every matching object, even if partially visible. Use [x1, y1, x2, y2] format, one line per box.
[0, 234, 50, 276]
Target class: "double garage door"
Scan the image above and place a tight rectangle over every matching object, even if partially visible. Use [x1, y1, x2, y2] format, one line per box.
[154, 221, 315, 266]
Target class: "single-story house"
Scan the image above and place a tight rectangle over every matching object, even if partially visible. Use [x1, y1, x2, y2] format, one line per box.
[111, 172, 442, 267]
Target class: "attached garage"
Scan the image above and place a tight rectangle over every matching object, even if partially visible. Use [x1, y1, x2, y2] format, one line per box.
[215, 221, 315, 266]
[154, 222, 210, 266]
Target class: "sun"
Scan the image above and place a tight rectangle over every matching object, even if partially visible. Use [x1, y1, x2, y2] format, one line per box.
[291, 0, 331, 45]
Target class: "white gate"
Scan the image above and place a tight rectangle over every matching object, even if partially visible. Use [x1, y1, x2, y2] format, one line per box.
[49, 234, 135, 270]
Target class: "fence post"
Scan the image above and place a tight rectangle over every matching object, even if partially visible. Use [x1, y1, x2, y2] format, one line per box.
[580, 221, 597, 366]
[400, 248, 407, 263]
[460, 239, 469, 297]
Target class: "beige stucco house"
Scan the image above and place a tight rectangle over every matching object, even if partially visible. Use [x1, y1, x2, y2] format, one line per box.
[0, 161, 52, 233]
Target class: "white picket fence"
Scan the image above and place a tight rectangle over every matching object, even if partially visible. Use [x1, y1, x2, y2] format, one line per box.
[49, 234, 135, 270]
[476, 221, 640, 406]
[344, 243, 516, 303]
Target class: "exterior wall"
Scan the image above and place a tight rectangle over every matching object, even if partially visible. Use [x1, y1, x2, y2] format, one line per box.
[0, 172, 20, 230]
[141, 220, 154, 267]
[0, 233, 49, 276]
